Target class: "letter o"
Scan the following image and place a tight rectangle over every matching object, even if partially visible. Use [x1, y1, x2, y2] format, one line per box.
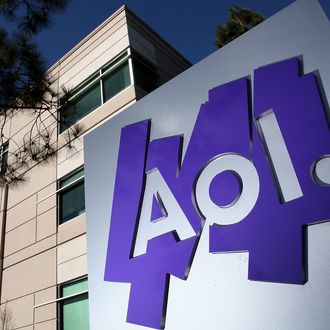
[195, 154, 260, 225]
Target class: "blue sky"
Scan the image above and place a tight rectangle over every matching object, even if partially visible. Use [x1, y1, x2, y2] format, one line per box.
[33, 0, 330, 68]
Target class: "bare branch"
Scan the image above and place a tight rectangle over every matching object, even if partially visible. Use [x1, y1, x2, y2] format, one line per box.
[0, 302, 13, 330]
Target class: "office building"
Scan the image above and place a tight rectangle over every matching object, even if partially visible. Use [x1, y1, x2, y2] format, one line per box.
[0, 6, 190, 330]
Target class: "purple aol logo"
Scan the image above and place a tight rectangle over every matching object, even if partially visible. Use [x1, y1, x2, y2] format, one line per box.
[104, 57, 330, 329]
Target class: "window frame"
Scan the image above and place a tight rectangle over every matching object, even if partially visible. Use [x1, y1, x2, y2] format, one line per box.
[57, 166, 85, 225]
[57, 277, 89, 330]
[59, 49, 132, 134]
[101, 59, 131, 103]
[58, 48, 160, 134]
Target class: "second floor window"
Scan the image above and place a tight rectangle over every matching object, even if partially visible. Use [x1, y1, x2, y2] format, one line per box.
[59, 49, 159, 133]
[59, 51, 131, 133]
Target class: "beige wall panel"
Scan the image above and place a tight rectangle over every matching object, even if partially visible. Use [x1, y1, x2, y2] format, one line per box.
[33, 234, 57, 258]
[37, 182, 56, 200]
[58, 234, 86, 265]
[57, 148, 84, 179]
[34, 286, 56, 305]
[34, 285, 57, 305]
[7, 159, 56, 209]
[37, 183, 57, 216]
[1, 249, 56, 302]
[6, 195, 36, 232]
[36, 207, 56, 241]
[34, 319, 56, 330]
[128, 26, 156, 64]
[34, 286, 56, 325]
[57, 214, 86, 245]
[59, 33, 130, 89]
[9, 115, 57, 153]
[13, 327, 33, 330]
[10, 111, 36, 138]
[57, 136, 83, 165]
[59, 14, 127, 76]
[34, 302, 56, 324]
[7, 100, 55, 134]
[8, 123, 33, 157]
[6, 294, 34, 329]
[57, 254, 87, 284]
[4, 219, 36, 256]
[40, 121, 58, 147]
[8, 125, 57, 180]
[3, 235, 56, 269]
[29, 113, 57, 145]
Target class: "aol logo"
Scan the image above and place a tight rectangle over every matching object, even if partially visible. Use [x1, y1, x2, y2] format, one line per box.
[104, 57, 330, 329]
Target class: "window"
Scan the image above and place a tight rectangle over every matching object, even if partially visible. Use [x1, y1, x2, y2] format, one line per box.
[59, 278, 89, 330]
[133, 56, 158, 93]
[59, 51, 131, 133]
[0, 142, 8, 174]
[60, 75, 101, 132]
[58, 168, 85, 224]
[59, 49, 160, 133]
[102, 61, 131, 102]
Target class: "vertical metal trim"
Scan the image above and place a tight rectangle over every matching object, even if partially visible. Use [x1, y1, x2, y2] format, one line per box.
[0, 184, 9, 302]
[99, 68, 104, 104]
[128, 48, 135, 86]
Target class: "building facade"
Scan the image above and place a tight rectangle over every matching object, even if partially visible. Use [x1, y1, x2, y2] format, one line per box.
[0, 6, 190, 330]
